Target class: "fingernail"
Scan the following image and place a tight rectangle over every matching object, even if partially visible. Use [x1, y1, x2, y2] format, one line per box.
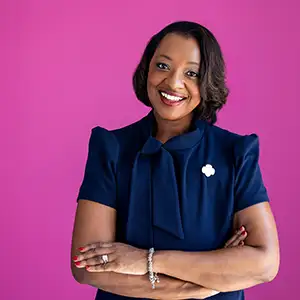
[86, 266, 90, 270]
[78, 247, 85, 251]
[72, 256, 78, 261]
[75, 261, 81, 266]
[242, 231, 247, 235]
[239, 226, 244, 231]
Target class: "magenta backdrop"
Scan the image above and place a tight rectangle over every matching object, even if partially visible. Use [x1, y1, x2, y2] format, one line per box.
[1, 0, 299, 299]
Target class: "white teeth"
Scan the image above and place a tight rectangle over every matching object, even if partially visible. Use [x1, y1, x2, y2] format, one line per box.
[160, 91, 184, 102]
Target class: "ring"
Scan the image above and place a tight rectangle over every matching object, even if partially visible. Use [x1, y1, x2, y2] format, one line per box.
[101, 254, 109, 264]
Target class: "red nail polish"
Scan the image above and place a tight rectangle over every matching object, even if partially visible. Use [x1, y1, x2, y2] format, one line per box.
[242, 231, 247, 235]
[75, 261, 81, 266]
[78, 247, 85, 251]
[239, 226, 244, 231]
[72, 256, 78, 261]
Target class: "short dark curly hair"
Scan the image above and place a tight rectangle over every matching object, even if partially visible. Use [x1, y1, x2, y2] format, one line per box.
[132, 21, 229, 124]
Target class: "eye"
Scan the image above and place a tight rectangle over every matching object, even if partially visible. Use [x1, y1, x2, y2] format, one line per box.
[156, 62, 169, 70]
[186, 70, 199, 78]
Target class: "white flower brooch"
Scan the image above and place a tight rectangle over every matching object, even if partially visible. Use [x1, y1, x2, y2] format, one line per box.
[201, 164, 215, 177]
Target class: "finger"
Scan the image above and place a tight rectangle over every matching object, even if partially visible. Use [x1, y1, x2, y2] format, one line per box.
[224, 226, 245, 247]
[73, 260, 86, 268]
[228, 230, 247, 247]
[224, 226, 245, 248]
[73, 252, 117, 268]
[78, 242, 114, 253]
[224, 227, 243, 248]
[73, 246, 116, 262]
[85, 253, 118, 267]
[86, 261, 118, 272]
[227, 230, 247, 248]
[239, 241, 244, 246]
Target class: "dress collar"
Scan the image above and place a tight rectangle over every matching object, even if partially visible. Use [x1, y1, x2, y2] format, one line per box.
[140, 110, 207, 154]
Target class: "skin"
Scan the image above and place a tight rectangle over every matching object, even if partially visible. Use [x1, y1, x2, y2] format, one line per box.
[74, 204, 279, 293]
[71, 33, 280, 298]
[147, 33, 201, 143]
[71, 201, 247, 299]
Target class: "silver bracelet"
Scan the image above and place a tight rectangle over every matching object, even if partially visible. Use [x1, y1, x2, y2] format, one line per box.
[148, 247, 160, 289]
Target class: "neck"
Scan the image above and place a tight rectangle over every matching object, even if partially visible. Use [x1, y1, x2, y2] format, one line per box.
[153, 111, 194, 144]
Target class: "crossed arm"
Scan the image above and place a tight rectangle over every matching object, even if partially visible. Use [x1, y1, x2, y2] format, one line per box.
[151, 202, 279, 292]
[71, 200, 214, 299]
[71, 200, 279, 299]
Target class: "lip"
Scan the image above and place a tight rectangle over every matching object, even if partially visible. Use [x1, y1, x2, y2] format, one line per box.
[159, 93, 187, 107]
[158, 89, 188, 99]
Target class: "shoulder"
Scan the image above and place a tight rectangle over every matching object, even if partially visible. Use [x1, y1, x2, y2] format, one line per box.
[90, 114, 148, 155]
[205, 123, 260, 157]
[87, 126, 119, 161]
[111, 115, 148, 143]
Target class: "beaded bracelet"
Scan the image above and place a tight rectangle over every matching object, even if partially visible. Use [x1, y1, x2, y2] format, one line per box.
[148, 247, 160, 289]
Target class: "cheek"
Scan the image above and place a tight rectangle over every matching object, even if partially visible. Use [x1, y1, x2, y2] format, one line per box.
[147, 76, 156, 98]
[148, 70, 164, 88]
[147, 72, 165, 102]
[147, 75, 159, 105]
[189, 82, 201, 103]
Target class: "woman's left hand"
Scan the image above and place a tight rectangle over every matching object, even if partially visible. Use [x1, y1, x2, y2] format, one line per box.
[73, 242, 148, 275]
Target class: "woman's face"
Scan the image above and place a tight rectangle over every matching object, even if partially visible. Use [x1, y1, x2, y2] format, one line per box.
[147, 33, 201, 121]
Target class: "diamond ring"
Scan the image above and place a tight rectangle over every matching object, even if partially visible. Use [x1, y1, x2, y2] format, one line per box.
[102, 254, 109, 264]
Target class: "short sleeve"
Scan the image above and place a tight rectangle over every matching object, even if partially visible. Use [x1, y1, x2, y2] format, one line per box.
[234, 134, 269, 212]
[76, 126, 119, 208]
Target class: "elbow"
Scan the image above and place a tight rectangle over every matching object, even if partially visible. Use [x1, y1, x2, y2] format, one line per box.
[262, 261, 279, 283]
[73, 275, 84, 285]
[71, 266, 108, 290]
[72, 270, 84, 284]
[71, 266, 88, 285]
[73, 274, 84, 285]
[260, 251, 280, 283]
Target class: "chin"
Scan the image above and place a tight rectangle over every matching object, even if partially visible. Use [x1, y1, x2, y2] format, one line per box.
[153, 106, 193, 122]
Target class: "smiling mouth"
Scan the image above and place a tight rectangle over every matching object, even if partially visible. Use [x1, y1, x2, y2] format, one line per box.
[158, 90, 188, 102]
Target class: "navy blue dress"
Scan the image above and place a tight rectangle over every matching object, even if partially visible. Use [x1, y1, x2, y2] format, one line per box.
[77, 110, 269, 300]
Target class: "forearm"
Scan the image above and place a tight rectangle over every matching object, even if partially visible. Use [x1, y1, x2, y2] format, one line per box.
[76, 269, 219, 299]
[154, 246, 277, 292]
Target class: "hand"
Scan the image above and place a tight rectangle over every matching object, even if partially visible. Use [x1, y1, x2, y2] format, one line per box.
[224, 226, 247, 248]
[73, 227, 247, 278]
[73, 242, 148, 275]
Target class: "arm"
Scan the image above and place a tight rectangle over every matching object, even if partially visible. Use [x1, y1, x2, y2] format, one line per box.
[153, 202, 280, 292]
[71, 200, 218, 299]
[85, 273, 219, 300]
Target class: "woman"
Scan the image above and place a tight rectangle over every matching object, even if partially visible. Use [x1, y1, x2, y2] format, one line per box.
[71, 21, 279, 299]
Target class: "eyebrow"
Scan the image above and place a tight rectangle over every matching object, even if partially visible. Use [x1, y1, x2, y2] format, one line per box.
[158, 54, 200, 66]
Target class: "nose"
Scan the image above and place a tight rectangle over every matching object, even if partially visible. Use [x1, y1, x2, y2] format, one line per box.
[165, 70, 185, 90]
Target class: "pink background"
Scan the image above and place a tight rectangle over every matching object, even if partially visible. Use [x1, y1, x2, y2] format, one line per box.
[1, 0, 299, 299]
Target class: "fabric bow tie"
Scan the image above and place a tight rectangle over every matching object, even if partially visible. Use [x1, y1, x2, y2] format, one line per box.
[126, 136, 185, 248]
[125, 110, 205, 248]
